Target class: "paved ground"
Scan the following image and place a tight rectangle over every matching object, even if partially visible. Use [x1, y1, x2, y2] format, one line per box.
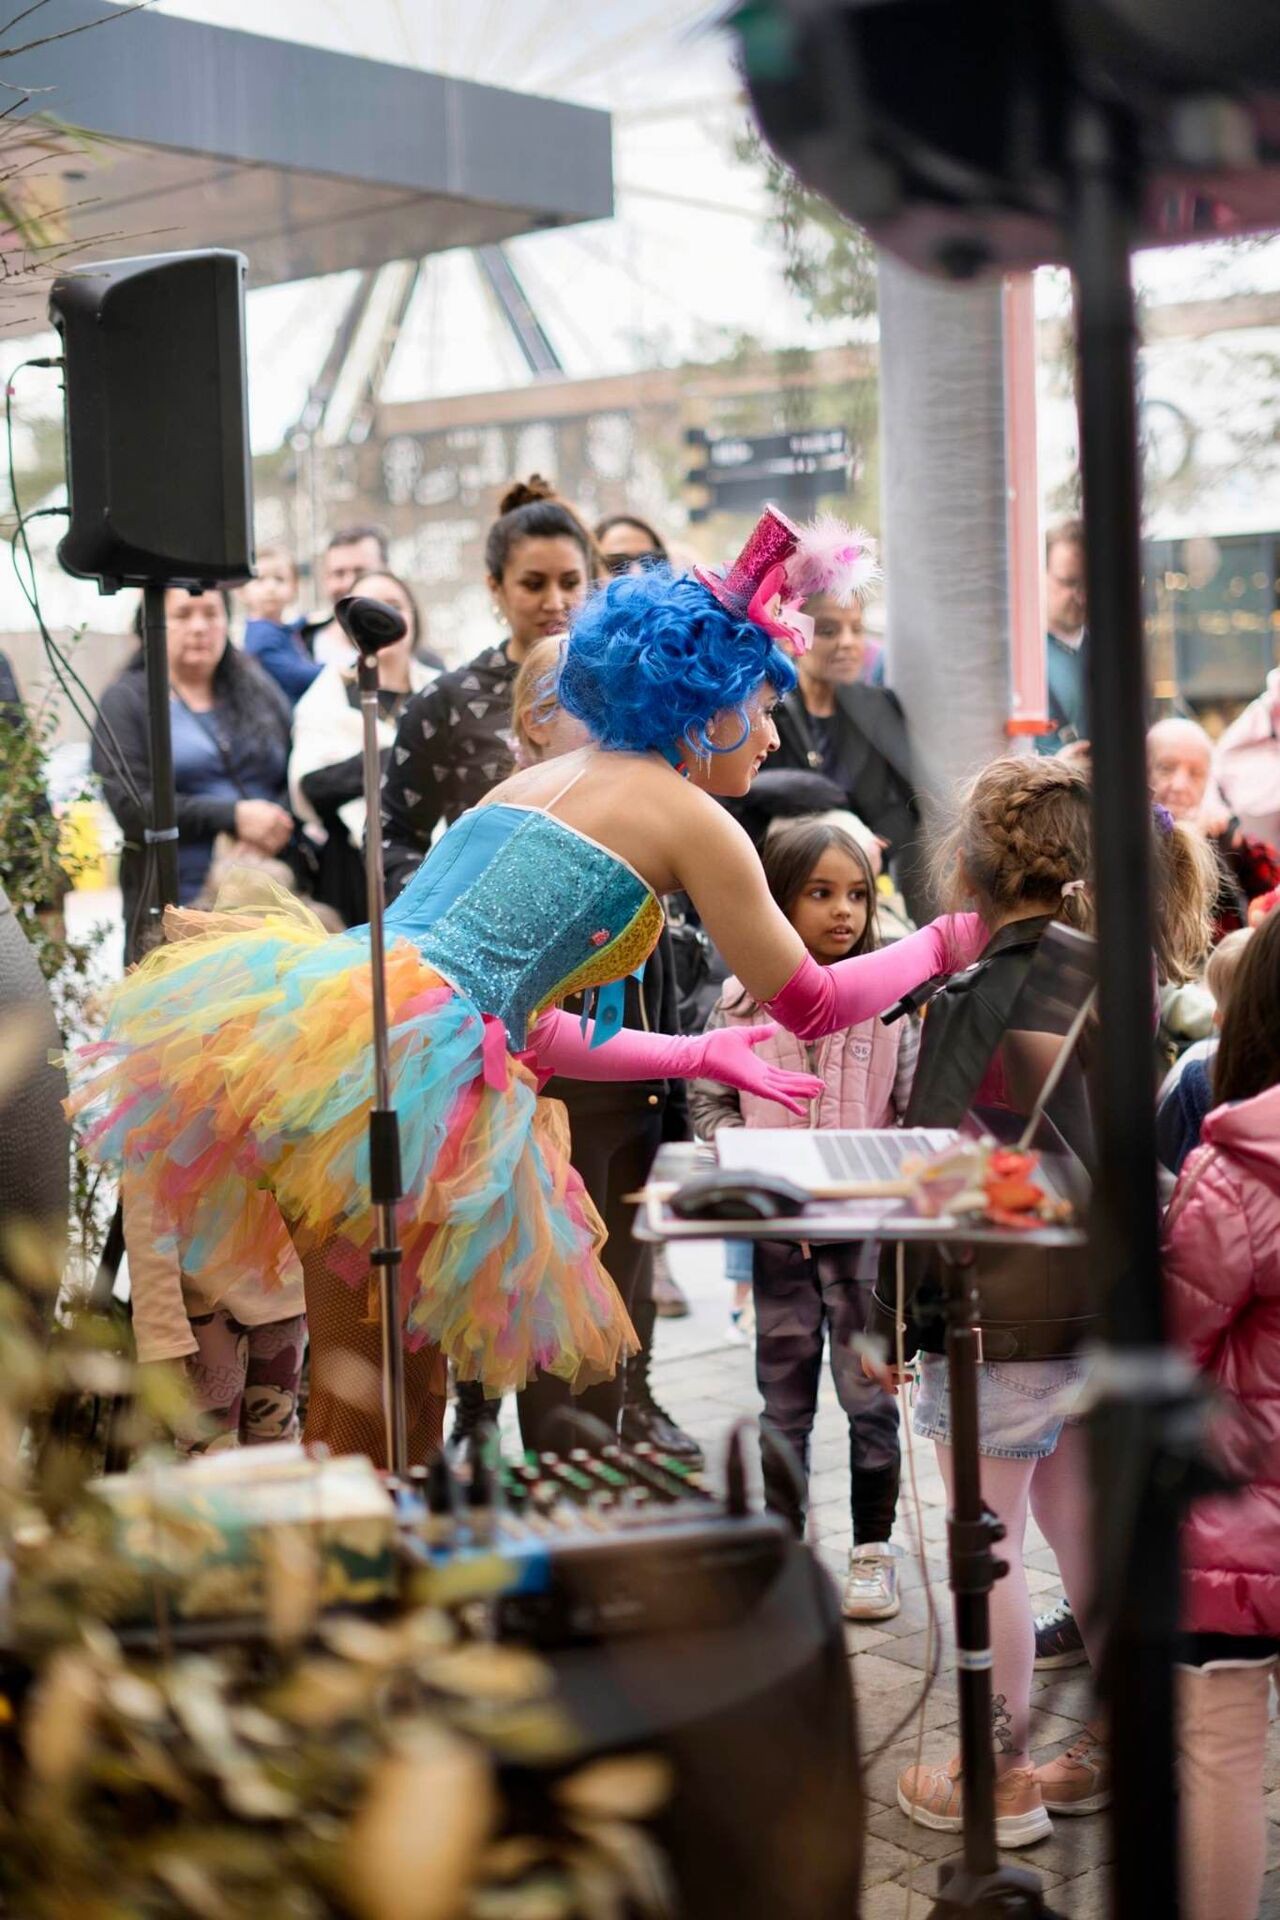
[650, 1238, 1280, 1920]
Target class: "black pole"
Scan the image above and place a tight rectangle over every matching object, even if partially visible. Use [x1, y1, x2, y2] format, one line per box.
[929, 1260, 1049, 1920]
[948, 1289, 999, 1882]
[138, 583, 179, 950]
[1069, 100, 1181, 1919]
[357, 645, 408, 1478]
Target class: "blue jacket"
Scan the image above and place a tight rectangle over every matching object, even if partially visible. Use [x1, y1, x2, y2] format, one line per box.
[244, 617, 322, 705]
[1156, 1052, 1217, 1175]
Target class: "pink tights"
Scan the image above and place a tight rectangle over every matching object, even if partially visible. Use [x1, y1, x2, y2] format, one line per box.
[934, 1425, 1100, 1771]
[1179, 1660, 1277, 1920]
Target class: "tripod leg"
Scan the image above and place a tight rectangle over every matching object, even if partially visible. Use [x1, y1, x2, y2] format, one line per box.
[921, 1265, 1057, 1918]
[947, 1316, 1000, 1880]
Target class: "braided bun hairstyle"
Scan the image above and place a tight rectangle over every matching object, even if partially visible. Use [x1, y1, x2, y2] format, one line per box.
[935, 757, 1094, 932]
[937, 755, 1217, 983]
[485, 475, 596, 582]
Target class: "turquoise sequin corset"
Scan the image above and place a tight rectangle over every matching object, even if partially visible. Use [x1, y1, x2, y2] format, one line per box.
[383, 804, 665, 1047]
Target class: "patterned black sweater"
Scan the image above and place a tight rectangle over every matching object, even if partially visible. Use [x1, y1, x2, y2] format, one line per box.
[380, 642, 518, 901]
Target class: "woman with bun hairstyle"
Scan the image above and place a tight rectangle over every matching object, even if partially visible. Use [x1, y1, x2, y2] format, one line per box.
[381, 477, 596, 900]
[69, 507, 985, 1467]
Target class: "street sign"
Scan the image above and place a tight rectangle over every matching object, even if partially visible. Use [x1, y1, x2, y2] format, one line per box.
[685, 426, 852, 520]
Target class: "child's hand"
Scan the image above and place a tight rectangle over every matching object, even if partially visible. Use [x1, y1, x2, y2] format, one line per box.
[860, 1351, 913, 1395]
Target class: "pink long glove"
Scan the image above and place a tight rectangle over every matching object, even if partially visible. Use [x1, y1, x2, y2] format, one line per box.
[527, 1012, 824, 1118]
[763, 913, 988, 1041]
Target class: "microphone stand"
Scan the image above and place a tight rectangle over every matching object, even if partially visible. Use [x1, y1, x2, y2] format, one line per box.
[354, 629, 408, 1477]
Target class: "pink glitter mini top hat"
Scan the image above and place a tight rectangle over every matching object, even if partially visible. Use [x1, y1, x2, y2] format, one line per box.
[693, 504, 879, 654]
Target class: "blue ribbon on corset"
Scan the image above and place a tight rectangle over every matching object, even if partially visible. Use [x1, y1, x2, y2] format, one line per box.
[579, 964, 646, 1048]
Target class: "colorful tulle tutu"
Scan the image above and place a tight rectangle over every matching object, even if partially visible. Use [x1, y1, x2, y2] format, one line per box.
[68, 892, 636, 1395]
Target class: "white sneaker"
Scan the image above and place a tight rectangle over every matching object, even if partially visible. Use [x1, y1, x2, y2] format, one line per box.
[842, 1541, 902, 1620]
[725, 1298, 756, 1345]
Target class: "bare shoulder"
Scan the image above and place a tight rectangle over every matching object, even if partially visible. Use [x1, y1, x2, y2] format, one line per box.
[477, 750, 707, 893]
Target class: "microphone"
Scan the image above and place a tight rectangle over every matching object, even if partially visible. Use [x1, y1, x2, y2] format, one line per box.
[333, 593, 407, 654]
[880, 972, 952, 1026]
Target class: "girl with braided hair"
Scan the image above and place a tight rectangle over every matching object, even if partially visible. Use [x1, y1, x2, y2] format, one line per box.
[873, 757, 1215, 1850]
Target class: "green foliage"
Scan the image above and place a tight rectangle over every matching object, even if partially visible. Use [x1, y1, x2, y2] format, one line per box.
[0, 659, 113, 1275]
[734, 127, 878, 330]
[0, 1273, 676, 1920]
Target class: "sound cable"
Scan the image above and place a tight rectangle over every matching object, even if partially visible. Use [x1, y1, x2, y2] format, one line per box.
[5, 362, 144, 811]
[5, 359, 163, 954]
[897, 1241, 939, 1920]
[854, 1252, 941, 1771]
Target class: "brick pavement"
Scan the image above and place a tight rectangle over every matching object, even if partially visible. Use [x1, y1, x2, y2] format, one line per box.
[651, 1241, 1280, 1919]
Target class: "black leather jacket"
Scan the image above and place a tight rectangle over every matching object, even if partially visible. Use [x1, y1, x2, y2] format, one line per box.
[867, 916, 1096, 1362]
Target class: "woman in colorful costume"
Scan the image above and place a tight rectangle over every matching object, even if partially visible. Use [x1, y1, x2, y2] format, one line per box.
[70, 509, 983, 1464]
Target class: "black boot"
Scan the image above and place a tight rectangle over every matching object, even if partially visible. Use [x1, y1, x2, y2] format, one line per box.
[450, 1376, 501, 1451]
[620, 1342, 705, 1466]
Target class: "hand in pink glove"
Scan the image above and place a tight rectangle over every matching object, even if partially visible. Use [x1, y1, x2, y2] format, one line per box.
[696, 1024, 824, 1117]
[526, 1010, 824, 1116]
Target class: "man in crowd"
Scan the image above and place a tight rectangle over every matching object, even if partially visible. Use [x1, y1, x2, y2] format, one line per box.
[304, 523, 444, 672]
[303, 525, 391, 668]
[1034, 519, 1089, 755]
[1148, 715, 1280, 940]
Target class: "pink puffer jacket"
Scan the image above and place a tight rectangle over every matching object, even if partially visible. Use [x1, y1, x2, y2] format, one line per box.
[1163, 1083, 1280, 1636]
[688, 975, 917, 1135]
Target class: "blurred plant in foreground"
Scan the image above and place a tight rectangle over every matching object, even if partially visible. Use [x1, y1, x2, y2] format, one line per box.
[0, 1284, 675, 1919]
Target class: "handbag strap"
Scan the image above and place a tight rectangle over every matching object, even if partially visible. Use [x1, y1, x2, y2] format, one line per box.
[176, 695, 251, 800]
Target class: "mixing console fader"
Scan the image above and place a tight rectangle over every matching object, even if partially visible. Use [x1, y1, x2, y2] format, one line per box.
[398, 1441, 790, 1646]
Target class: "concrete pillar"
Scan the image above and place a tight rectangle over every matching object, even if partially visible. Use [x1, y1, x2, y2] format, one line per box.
[879, 255, 1012, 850]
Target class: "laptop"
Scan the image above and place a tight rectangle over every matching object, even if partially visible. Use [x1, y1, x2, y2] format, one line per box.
[716, 1126, 960, 1188]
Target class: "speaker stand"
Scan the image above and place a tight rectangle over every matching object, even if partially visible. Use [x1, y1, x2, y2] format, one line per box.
[355, 641, 408, 1477]
[137, 583, 181, 952]
[922, 1259, 1059, 1920]
[1069, 97, 1192, 1920]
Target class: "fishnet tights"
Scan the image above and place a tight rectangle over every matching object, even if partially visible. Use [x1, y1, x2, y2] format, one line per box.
[299, 1232, 445, 1469]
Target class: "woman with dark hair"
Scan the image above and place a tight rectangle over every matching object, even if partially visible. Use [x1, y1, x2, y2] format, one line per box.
[595, 513, 667, 577]
[72, 509, 983, 1467]
[381, 477, 595, 896]
[93, 588, 294, 959]
[290, 569, 436, 926]
[762, 577, 925, 914]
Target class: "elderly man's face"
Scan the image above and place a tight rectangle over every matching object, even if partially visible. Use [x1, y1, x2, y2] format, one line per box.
[1148, 726, 1211, 822]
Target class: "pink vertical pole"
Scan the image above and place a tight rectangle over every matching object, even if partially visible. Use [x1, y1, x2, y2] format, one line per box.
[1003, 272, 1051, 737]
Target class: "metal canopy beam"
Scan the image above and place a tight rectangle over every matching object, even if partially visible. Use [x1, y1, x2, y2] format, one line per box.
[3, 1, 612, 320]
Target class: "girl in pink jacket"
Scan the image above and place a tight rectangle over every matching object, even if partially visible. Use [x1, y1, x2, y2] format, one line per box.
[1164, 905, 1280, 1920]
[690, 818, 918, 1622]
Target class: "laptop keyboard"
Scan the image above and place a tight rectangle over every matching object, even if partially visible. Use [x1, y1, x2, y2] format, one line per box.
[813, 1130, 956, 1182]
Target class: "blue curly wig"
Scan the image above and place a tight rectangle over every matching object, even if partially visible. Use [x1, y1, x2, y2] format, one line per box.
[558, 567, 797, 756]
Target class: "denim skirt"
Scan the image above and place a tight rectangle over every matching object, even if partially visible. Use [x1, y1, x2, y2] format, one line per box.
[912, 1353, 1086, 1461]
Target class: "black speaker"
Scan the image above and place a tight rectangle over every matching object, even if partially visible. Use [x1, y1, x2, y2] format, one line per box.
[49, 249, 254, 593]
[734, 0, 1280, 281]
